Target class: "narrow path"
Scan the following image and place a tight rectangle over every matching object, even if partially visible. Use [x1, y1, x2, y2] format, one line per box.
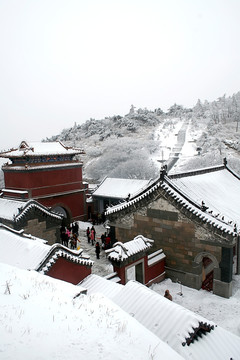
[77, 222, 114, 277]
[167, 120, 189, 171]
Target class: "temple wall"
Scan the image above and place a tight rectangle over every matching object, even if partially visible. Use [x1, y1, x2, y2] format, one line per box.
[110, 197, 225, 292]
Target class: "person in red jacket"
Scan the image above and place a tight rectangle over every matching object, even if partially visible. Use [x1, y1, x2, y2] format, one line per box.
[90, 229, 95, 245]
[105, 235, 111, 249]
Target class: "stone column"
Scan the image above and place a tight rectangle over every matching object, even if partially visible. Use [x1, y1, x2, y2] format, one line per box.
[220, 247, 233, 282]
[213, 246, 233, 298]
[236, 236, 240, 275]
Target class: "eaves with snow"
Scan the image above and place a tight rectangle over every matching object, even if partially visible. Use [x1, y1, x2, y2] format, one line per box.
[0, 197, 62, 223]
[92, 177, 153, 200]
[80, 275, 240, 360]
[105, 235, 154, 262]
[0, 140, 84, 158]
[0, 223, 93, 278]
[105, 164, 240, 238]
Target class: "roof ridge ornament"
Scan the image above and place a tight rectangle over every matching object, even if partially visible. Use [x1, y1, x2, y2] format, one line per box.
[160, 164, 167, 181]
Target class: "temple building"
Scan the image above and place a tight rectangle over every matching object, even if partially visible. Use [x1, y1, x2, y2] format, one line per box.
[0, 140, 88, 223]
[105, 161, 240, 298]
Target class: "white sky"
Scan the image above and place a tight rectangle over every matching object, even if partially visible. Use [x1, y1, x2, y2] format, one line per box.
[0, 0, 240, 150]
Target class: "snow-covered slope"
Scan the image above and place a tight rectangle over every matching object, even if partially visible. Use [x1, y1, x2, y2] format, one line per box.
[44, 94, 240, 181]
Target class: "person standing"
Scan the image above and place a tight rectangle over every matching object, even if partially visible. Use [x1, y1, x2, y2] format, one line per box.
[95, 242, 100, 259]
[101, 233, 106, 249]
[72, 222, 79, 236]
[60, 225, 65, 245]
[66, 226, 71, 247]
[86, 227, 90, 243]
[105, 234, 111, 249]
[91, 225, 96, 241]
[90, 228, 95, 246]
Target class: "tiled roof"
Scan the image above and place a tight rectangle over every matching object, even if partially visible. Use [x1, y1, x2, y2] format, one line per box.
[169, 166, 240, 228]
[105, 235, 154, 261]
[0, 140, 84, 157]
[79, 274, 123, 298]
[0, 198, 62, 222]
[92, 177, 152, 199]
[112, 281, 240, 359]
[106, 165, 240, 238]
[80, 275, 240, 359]
[0, 224, 93, 271]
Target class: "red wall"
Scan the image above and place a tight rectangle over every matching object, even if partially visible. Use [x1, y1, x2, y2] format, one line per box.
[4, 165, 83, 194]
[144, 258, 165, 285]
[113, 256, 165, 285]
[40, 191, 86, 220]
[46, 257, 91, 284]
[114, 266, 126, 285]
[3, 163, 87, 220]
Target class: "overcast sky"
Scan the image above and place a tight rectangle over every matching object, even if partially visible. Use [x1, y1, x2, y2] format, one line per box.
[0, 0, 240, 150]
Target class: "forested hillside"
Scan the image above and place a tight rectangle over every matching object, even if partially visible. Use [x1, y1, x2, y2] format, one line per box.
[1, 93, 239, 186]
[45, 92, 240, 182]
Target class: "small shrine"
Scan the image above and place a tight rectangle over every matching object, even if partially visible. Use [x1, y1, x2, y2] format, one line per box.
[105, 235, 166, 286]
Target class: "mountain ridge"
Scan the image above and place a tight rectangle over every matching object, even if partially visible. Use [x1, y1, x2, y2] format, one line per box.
[45, 93, 240, 182]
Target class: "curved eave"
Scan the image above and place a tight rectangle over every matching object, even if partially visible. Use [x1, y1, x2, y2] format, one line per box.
[106, 176, 237, 240]
[36, 244, 94, 274]
[14, 201, 63, 222]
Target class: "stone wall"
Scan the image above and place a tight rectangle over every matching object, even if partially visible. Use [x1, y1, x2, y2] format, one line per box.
[24, 218, 59, 245]
[111, 197, 223, 291]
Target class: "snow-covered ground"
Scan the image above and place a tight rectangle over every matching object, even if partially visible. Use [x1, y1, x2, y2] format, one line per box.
[152, 118, 184, 165]
[152, 117, 202, 173]
[151, 276, 240, 338]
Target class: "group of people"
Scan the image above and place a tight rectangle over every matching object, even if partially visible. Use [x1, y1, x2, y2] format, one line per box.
[86, 226, 112, 259]
[60, 221, 112, 259]
[86, 226, 100, 259]
[60, 222, 80, 250]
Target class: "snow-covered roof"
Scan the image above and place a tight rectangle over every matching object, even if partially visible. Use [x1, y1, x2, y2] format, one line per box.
[169, 166, 240, 228]
[112, 281, 240, 359]
[105, 235, 154, 261]
[106, 165, 240, 237]
[0, 198, 62, 222]
[0, 140, 84, 158]
[147, 249, 166, 266]
[0, 224, 93, 271]
[92, 177, 152, 199]
[80, 274, 123, 298]
[0, 198, 27, 221]
[80, 275, 240, 360]
[0, 262, 183, 360]
[0, 224, 51, 269]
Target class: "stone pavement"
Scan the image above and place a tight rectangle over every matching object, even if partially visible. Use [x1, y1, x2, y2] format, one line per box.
[77, 222, 114, 277]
